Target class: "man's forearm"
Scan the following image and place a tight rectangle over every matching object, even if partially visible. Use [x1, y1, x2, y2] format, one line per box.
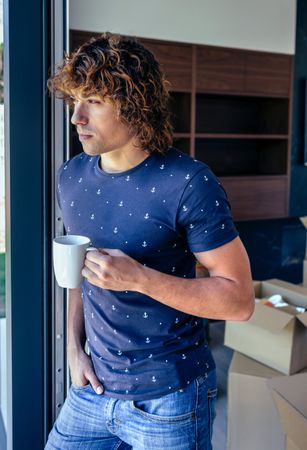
[82, 244, 255, 320]
[67, 287, 86, 352]
[136, 268, 255, 321]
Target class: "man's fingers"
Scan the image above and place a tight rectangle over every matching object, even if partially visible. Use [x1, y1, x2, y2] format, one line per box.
[86, 251, 112, 265]
[87, 376, 104, 394]
[102, 248, 124, 256]
[85, 248, 125, 267]
[96, 248, 110, 255]
[71, 378, 88, 387]
[81, 265, 99, 280]
[83, 259, 101, 276]
[91, 383, 104, 395]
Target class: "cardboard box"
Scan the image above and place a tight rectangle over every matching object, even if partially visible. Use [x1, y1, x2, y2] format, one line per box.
[286, 437, 301, 450]
[267, 372, 307, 450]
[224, 279, 307, 374]
[227, 352, 286, 450]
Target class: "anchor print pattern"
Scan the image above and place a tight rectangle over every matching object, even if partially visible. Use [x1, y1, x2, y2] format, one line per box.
[56, 147, 239, 398]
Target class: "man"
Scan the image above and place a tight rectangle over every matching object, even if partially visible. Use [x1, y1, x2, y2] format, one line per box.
[46, 32, 254, 450]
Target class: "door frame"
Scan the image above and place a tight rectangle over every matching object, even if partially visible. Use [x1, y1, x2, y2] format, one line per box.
[4, 0, 68, 448]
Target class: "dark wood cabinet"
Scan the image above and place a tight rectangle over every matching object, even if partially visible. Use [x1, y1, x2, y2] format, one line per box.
[196, 46, 245, 93]
[139, 39, 292, 221]
[221, 176, 288, 220]
[70, 30, 293, 221]
[140, 40, 193, 92]
[245, 51, 291, 96]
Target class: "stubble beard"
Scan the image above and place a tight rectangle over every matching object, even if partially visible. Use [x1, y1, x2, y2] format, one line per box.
[81, 139, 106, 157]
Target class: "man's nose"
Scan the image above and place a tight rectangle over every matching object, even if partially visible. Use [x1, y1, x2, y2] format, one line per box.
[71, 104, 88, 125]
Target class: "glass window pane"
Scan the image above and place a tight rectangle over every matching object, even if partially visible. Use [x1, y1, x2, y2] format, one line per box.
[0, 0, 6, 439]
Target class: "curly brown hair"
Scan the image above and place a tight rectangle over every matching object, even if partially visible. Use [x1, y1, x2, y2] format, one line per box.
[47, 32, 173, 154]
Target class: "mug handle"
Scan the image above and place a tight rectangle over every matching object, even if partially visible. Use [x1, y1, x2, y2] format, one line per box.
[86, 246, 97, 252]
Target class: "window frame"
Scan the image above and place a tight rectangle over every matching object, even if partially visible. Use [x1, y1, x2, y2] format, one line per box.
[4, 0, 68, 448]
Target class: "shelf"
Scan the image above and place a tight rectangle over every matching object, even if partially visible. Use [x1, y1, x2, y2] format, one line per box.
[196, 46, 291, 97]
[169, 92, 191, 133]
[173, 137, 190, 155]
[69, 30, 293, 220]
[219, 174, 288, 181]
[196, 46, 245, 93]
[195, 133, 289, 140]
[195, 89, 290, 99]
[169, 88, 192, 94]
[195, 138, 288, 177]
[140, 40, 193, 91]
[196, 93, 289, 135]
[220, 176, 288, 220]
[173, 133, 191, 138]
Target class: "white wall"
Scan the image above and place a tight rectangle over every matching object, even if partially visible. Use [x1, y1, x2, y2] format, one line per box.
[69, 0, 296, 54]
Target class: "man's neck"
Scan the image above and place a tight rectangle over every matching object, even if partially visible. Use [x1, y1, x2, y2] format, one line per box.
[99, 146, 150, 173]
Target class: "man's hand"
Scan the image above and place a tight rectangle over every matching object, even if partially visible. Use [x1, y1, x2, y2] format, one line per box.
[82, 248, 144, 291]
[68, 347, 104, 395]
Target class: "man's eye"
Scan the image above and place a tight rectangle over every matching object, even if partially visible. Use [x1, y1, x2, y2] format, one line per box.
[88, 99, 100, 104]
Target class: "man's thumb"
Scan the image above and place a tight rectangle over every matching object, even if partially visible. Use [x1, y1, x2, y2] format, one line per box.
[88, 374, 104, 395]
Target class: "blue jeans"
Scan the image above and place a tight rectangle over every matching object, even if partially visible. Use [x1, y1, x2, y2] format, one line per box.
[45, 369, 217, 450]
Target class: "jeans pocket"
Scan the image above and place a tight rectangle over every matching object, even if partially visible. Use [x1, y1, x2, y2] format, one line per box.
[132, 400, 196, 423]
[71, 382, 92, 391]
[131, 384, 197, 423]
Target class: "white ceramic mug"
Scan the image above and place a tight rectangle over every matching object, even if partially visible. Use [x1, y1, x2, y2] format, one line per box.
[53, 235, 97, 288]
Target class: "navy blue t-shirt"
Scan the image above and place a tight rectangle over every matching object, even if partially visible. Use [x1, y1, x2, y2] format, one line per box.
[57, 147, 239, 399]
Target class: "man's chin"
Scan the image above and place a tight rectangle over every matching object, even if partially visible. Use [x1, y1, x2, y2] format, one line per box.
[82, 147, 101, 156]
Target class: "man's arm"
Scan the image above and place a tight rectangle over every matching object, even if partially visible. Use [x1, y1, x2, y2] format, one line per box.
[139, 236, 254, 320]
[82, 236, 255, 321]
[67, 288, 104, 394]
[67, 288, 86, 353]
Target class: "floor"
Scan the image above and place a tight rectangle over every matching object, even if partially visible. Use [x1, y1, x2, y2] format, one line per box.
[209, 320, 234, 450]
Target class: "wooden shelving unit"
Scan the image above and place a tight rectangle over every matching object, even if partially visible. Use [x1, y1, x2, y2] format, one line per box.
[70, 30, 293, 221]
[140, 37, 293, 221]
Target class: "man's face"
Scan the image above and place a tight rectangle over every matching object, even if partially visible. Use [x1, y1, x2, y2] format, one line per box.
[70, 90, 135, 156]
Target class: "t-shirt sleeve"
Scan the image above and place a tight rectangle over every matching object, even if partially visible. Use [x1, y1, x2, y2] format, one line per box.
[177, 167, 239, 252]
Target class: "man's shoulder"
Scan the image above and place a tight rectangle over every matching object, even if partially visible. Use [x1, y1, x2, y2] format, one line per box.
[58, 152, 92, 176]
[158, 147, 212, 179]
